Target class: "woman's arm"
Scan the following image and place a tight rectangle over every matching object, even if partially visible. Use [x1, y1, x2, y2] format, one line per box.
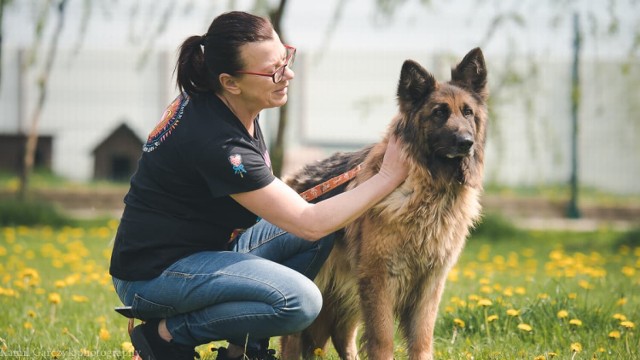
[230, 135, 408, 240]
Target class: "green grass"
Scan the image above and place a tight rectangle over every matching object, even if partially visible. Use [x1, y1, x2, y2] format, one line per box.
[0, 220, 638, 359]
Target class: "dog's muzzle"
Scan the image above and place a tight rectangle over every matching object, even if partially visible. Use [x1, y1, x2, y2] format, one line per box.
[445, 134, 474, 158]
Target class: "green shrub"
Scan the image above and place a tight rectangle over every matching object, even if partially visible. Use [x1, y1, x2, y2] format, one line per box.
[0, 199, 73, 227]
[470, 212, 522, 240]
[613, 227, 640, 249]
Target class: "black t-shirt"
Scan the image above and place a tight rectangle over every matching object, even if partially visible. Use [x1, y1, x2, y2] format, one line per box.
[109, 92, 276, 281]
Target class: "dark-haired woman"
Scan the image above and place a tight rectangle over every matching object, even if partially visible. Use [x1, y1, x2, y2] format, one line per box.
[109, 11, 408, 360]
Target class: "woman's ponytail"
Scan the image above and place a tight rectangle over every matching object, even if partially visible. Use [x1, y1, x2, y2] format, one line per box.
[175, 12, 275, 96]
[175, 35, 213, 96]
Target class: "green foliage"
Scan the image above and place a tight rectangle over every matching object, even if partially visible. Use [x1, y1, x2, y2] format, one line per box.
[470, 212, 522, 240]
[0, 199, 72, 227]
[614, 227, 640, 249]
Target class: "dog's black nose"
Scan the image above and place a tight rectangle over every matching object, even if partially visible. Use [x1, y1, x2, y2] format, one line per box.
[456, 134, 474, 152]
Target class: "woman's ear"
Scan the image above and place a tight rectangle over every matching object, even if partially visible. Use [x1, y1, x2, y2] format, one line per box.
[219, 73, 242, 95]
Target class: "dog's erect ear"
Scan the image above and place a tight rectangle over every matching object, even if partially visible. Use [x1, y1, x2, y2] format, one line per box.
[397, 60, 436, 111]
[450, 47, 488, 101]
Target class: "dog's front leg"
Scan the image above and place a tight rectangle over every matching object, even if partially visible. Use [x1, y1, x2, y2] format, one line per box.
[403, 274, 447, 360]
[358, 271, 395, 360]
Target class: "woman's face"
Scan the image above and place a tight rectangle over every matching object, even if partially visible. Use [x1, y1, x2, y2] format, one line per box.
[235, 32, 295, 110]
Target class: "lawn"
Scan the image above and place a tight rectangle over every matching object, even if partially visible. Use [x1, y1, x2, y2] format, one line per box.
[0, 219, 638, 359]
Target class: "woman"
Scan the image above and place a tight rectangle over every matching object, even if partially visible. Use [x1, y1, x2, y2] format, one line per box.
[109, 11, 408, 360]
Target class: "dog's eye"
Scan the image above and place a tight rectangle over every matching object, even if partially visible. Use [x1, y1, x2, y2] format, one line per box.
[463, 106, 474, 117]
[432, 106, 449, 119]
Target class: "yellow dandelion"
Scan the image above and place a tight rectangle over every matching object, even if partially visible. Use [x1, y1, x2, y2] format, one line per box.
[313, 348, 324, 357]
[570, 342, 582, 353]
[23, 321, 33, 330]
[454, 318, 466, 328]
[548, 352, 558, 358]
[537, 293, 549, 300]
[608, 330, 621, 339]
[72, 295, 89, 303]
[487, 315, 499, 322]
[122, 342, 135, 353]
[480, 285, 493, 294]
[514, 287, 526, 295]
[48, 292, 61, 305]
[613, 313, 627, 321]
[517, 323, 532, 332]
[568, 292, 577, 300]
[27, 310, 37, 318]
[507, 309, 520, 317]
[557, 310, 569, 319]
[534, 356, 545, 360]
[99, 327, 110, 341]
[616, 297, 627, 306]
[569, 319, 582, 326]
[578, 280, 593, 290]
[478, 299, 493, 307]
[503, 287, 514, 297]
[620, 321, 635, 329]
[51, 350, 61, 359]
[54, 280, 66, 289]
[621, 266, 635, 277]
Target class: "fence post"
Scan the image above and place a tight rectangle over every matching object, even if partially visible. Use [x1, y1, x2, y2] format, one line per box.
[567, 12, 581, 219]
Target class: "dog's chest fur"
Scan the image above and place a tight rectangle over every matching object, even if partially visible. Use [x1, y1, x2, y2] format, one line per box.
[346, 171, 482, 283]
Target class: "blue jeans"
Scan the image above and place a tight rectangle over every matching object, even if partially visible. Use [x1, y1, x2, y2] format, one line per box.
[112, 219, 335, 348]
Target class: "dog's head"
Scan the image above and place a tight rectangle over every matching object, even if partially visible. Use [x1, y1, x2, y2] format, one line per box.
[394, 48, 488, 188]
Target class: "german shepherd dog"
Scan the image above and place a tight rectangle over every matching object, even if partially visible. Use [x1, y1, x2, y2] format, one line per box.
[281, 48, 488, 360]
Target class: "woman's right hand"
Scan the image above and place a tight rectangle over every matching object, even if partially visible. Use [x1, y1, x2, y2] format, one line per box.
[378, 131, 409, 186]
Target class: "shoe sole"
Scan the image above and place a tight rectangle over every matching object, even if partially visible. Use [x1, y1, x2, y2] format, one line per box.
[130, 326, 157, 360]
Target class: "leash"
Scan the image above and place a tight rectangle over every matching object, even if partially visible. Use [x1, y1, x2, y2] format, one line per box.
[299, 163, 363, 202]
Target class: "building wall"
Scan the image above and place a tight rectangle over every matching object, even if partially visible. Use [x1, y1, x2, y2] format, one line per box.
[1, 47, 638, 194]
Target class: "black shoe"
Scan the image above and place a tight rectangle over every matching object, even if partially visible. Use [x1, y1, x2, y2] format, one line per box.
[212, 347, 242, 360]
[130, 319, 200, 360]
[212, 345, 278, 360]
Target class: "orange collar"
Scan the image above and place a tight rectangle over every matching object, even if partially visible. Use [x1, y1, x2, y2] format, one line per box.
[299, 164, 363, 202]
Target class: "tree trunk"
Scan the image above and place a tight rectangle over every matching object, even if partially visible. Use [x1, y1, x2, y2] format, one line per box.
[268, 0, 288, 178]
[18, 0, 68, 200]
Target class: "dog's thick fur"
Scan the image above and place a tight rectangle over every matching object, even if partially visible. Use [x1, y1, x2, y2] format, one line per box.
[281, 48, 488, 360]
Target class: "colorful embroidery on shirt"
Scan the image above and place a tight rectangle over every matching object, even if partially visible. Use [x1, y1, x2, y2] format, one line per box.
[229, 154, 247, 178]
[143, 92, 190, 152]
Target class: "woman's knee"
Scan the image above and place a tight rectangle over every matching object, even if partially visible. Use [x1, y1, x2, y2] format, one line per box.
[279, 278, 323, 332]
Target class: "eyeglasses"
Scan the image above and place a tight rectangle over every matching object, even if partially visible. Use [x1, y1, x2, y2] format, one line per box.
[236, 45, 296, 84]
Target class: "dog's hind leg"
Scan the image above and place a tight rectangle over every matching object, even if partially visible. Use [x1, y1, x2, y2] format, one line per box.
[280, 333, 302, 360]
[330, 318, 359, 360]
[298, 304, 333, 359]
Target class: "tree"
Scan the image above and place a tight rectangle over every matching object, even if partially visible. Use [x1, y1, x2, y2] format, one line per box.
[16, 0, 68, 200]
